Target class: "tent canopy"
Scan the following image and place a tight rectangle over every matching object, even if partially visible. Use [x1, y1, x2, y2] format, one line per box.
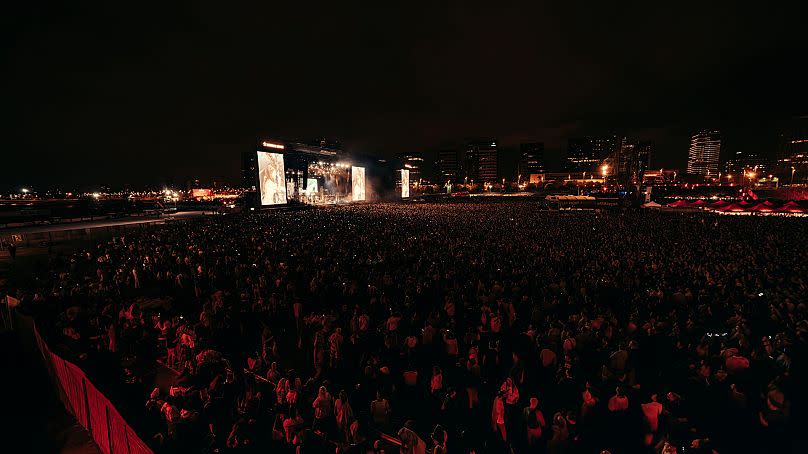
[718, 203, 746, 212]
[749, 203, 773, 212]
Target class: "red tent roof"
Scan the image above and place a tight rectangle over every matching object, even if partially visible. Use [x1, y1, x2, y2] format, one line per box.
[668, 199, 689, 207]
[774, 203, 806, 213]
[718, 203, 747, 212]
[749, 203, 773, 212]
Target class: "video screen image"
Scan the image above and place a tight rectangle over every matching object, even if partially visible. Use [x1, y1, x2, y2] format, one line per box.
[352, 166, 366, 201]
[306, 178, 318, 193]
[257, 151, 287, 205]
[401, 169, 410, 198]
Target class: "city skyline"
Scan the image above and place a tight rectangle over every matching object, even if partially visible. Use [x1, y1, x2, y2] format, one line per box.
[4, 126, 806, 192]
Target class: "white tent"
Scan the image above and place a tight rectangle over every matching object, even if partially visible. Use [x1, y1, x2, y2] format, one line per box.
[641, 201, 663, 209]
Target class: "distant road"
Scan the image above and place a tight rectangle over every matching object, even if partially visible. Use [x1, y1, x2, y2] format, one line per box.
[1, 211, 210, 236]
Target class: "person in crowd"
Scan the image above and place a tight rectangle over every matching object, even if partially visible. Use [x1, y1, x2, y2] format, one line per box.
[491, 393, 507, 443]
[524, 396, 546, 449]
[547, 412, 569, 454]
[607, 386, 629, 412]
[641, 393, 664, 447]
[430, 424, 448, 454]
[334, 389, 354, 442]
[371, 392, 391, 428]
[312, 385, 333, 432]
[398, 420, 427, 454]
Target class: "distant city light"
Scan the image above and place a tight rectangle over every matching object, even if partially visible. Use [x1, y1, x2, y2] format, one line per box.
[21, 188, 30, 193]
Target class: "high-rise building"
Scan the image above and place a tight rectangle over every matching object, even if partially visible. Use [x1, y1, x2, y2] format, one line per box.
[435, 150, 459, 183]
[777, 116, 808, 182]
[615, 138, 636, 177]
[723, 150, 767, 175]
[465, 140, 499, 182]
[686, 131, 721, 178]
[400, 152, 425, 183]
[241, 151, 258, 190]
[518, 143, 545, 177]
[637, 141, 653, 176]
[608, 138, 653, 185]
[566, 136, 618, 173]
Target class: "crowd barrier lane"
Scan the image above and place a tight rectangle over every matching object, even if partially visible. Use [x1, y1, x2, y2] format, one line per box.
[12, 309, 153, 454]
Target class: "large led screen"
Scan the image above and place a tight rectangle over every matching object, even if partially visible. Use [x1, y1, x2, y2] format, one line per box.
[401, 169, 410, 198]
[306, 178, 318, 193]
[352, 166, 366, 201]
[257, 151, 287, 205]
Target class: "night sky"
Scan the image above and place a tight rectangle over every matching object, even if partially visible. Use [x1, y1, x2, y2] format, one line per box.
[5, 2, 807, 189]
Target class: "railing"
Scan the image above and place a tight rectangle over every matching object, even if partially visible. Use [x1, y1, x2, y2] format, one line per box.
[9, 308, 152, 454]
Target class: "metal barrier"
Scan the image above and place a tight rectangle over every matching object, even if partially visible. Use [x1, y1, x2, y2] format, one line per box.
[10, 309, 153, 454]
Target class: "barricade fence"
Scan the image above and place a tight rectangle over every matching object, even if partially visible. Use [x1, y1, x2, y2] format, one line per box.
[11, 309, 152, 454]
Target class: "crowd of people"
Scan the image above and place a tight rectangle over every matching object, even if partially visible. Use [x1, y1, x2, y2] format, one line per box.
[5, 200, 808, 453]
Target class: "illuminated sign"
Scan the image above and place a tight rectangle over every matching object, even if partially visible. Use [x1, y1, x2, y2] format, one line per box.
[191, 188, 213, 198]
[261, 141, 285, 150]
